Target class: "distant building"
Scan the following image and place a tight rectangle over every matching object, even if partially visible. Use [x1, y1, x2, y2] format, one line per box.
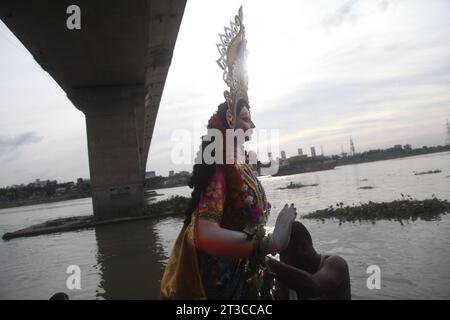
[394, 144, 402, 150]
[310, 147, 316, 157]
[280, 151, 286, 161]
[169, 170, 174, 177]
[268, 152, 273, 161]
[162, 170, 191, 188]
[177, 171, 191, 178]
[298, 148, 303, 155]
[76, 178, 90, 191]
[34, 179, 47, 188]
[145, 171, 156, 179]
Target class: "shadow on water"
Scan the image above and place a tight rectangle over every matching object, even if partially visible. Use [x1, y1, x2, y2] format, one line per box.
[94, 218, 167, 299]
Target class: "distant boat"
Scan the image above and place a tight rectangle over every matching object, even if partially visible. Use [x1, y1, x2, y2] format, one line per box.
[259, 155, 337, 177]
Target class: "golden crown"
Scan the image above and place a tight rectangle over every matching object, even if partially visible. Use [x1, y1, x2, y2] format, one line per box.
[216, 6, 249, 128]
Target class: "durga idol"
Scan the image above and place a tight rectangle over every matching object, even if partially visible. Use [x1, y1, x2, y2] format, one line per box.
[160, 6, 296, 300]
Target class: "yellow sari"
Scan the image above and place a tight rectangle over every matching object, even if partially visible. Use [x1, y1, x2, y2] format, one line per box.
[160, 213, 206, 299]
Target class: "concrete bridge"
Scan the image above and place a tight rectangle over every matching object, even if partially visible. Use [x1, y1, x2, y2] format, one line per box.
[0, 0, 186, 219]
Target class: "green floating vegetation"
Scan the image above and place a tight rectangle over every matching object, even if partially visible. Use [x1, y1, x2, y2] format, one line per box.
[278, 182, 319, 190]
[359, 186, 375, 190]
[303, 196, 450, 224]
[414, 170, 442, 176]
[144, 196, 189, 216]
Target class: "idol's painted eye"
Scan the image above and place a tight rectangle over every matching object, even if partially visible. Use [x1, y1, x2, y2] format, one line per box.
[241, 115, 250, 122]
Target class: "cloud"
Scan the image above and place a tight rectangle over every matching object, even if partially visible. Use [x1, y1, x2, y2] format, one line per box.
[322, 0, 393, 28]
[0, 131, 43, 153]
[379, 0, 390, 12]
[322, 0, 359, 27]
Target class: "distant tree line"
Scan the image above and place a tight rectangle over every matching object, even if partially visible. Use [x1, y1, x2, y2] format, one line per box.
[334, 144, 450, 166]
[0, 178, 91, 207]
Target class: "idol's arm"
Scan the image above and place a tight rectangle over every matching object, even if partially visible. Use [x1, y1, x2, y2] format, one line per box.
[196, 219, 254, 258]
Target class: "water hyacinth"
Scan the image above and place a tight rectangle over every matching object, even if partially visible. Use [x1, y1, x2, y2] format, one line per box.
[277, 182, 319, 190]
[303, 196, 450, 224]
[414, 169, 442, 176]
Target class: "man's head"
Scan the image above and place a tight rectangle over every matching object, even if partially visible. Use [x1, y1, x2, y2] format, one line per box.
[280, 221, 315, 268]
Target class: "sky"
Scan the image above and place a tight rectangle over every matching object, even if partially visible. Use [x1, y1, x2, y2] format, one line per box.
[1, 0, 450, 186]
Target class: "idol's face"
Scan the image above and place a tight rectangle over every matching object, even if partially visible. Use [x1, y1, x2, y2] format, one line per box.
[236, 106, 253, 134]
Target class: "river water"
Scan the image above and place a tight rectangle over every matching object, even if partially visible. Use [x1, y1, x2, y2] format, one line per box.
[1, 152, 450, 299]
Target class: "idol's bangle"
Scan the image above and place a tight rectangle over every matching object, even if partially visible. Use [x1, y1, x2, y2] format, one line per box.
[259, 236, 270, 255]
[243, 231, 259, 254]
[243, 230, 254, 241]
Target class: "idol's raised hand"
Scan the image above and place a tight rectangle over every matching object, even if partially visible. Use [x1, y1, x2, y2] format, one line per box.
[267, 204, 297, 255]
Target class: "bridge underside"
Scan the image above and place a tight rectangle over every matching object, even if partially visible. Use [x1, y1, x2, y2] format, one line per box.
[0, 0, 186, 219]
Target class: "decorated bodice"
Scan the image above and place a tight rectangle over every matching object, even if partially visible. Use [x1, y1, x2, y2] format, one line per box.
[196, 163, 270, 234]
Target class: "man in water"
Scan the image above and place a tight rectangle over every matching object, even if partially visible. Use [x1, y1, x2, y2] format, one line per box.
[266, 221, 351, 300]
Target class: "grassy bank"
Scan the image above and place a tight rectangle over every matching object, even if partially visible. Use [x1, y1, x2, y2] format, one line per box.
[3, 195, 191, 240]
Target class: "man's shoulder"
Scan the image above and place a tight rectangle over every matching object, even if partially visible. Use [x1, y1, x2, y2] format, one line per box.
[313, 255, 350, 296]
[323, 255, 349, 271]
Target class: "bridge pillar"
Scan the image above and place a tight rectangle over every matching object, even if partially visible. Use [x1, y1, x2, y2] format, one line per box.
[69, 85, 147, 219]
